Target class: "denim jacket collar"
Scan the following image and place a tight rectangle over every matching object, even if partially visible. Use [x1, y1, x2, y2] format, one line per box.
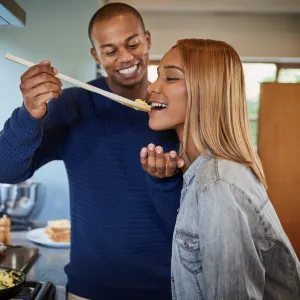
[183, 153, 211, 186]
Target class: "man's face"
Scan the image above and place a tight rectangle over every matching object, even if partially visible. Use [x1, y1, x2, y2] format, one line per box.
[90, 13, 151, 87]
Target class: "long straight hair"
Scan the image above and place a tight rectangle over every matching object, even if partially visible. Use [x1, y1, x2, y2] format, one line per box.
[176, 39, 266, 187]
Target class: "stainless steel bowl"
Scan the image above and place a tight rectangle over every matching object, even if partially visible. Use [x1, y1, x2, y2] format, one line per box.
[0, 181, 40, 219]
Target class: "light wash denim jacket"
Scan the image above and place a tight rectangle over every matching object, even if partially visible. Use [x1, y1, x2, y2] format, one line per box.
[171, 155, 300, 300]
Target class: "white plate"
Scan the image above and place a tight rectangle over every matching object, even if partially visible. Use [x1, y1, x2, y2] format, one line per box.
[26, 227, 70, 248]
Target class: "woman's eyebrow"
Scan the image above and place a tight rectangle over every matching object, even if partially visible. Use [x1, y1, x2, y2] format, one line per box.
[164, 65, 184, 73]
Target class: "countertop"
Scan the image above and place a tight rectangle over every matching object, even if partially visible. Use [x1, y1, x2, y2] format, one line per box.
[11, 230, 69, 298]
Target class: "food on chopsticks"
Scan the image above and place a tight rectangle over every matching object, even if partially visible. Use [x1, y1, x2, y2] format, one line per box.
[0, 269, 20, 289]
[5, 54, 151, 113]
[134, 99, 151, 111]
[45, 219, 71, 243]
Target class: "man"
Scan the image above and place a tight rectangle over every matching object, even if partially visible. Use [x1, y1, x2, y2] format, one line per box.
[0, 3, 183, 300]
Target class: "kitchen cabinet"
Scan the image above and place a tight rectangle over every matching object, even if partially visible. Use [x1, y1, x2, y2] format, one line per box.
[258, 83, 300, 258]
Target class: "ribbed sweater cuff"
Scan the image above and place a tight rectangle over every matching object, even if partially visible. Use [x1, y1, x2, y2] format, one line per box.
[146, 172, 183, 191]
[15, 105, 43, 136]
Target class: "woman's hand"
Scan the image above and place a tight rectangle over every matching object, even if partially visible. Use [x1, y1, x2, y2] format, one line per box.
[140, 144, 185, 178]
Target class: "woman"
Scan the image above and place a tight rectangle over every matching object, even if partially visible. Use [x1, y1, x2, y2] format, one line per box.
[140, 39, 300, 299]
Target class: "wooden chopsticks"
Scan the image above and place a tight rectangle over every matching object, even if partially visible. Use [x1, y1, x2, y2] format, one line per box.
[4, 53, 151, 112]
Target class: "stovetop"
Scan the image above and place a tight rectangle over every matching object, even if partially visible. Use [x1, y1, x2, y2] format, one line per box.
[11, 281, 55, 300]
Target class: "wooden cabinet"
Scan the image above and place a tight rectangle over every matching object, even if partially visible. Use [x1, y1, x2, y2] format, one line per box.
[258, 83, 300, 258]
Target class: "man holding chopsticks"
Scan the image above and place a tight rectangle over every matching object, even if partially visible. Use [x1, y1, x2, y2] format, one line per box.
[0, 3, 184, 300]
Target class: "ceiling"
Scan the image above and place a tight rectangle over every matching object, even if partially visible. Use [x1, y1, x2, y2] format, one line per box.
[107, 0, 300, 14]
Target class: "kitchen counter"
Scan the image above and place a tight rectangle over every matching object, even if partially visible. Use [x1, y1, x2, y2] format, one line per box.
[11, 230, 69, 298]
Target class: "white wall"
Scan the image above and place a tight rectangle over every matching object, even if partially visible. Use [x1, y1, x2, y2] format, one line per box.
[109, 0, 300, 13]
[0, 0, 101, 221]
[107, 0, 300, 60]
[144, 12, 300, 60]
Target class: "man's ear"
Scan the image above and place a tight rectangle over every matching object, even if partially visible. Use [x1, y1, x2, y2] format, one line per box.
[145, 30, 152, 50]
[90, 48, 101, 65]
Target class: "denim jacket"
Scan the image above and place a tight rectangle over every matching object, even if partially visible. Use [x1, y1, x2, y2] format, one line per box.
[171, 155, 300, 300]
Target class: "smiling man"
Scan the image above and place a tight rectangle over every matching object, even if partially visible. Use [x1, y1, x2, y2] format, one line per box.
[89, 4, 151, 101]
[0, 3, 183, 300]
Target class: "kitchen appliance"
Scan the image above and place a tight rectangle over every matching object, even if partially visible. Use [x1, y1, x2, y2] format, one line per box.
[0, 181, 41, 231]
[0, 0, 26, 27]
[11, 281, 56, 300]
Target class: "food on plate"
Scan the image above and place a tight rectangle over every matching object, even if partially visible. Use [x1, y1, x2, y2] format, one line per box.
[0, 268, 20, 289]
[45, 219, 70, 243]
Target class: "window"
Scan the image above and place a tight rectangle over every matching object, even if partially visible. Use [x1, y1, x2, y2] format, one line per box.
[148, 65, 159, 83]
[278, 69, 300, 83]
[242, 63, 277, 145]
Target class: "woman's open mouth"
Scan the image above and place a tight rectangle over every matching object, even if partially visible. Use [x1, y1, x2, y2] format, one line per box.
[148, 102, 168, 114]
[150, 102, 168, 110]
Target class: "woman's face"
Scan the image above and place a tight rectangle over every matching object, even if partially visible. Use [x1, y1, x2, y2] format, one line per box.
[147, 48, 188, 134]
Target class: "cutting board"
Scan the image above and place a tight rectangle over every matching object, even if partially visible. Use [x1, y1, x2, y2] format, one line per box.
[0, 245, 39, 273]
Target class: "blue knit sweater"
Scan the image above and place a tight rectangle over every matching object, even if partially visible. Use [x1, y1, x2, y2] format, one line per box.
[0, 77, 182, 299]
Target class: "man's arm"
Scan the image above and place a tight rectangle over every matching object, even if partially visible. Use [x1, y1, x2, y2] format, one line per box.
[140, 144, 184, 236]
[197, 180, 264, 299]
[145, 172, 183, 237]
[0, 106, 44, 183]
[0, 95, 77, 183]
[0, 61, 79, 183]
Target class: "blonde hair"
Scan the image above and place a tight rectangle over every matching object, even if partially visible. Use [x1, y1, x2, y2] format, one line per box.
[175, 39, 266, 187]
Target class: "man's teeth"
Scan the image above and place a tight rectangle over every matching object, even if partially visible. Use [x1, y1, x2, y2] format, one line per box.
[151, 102, 168, 108]
[119, 65, 137, 75]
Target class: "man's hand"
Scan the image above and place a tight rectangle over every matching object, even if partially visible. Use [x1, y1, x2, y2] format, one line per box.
[20, 60, 63, 119]
[140, 143, 185, 178]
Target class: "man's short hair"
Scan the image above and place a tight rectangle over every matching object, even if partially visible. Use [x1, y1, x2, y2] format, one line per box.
[88, 3, 146, 47]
